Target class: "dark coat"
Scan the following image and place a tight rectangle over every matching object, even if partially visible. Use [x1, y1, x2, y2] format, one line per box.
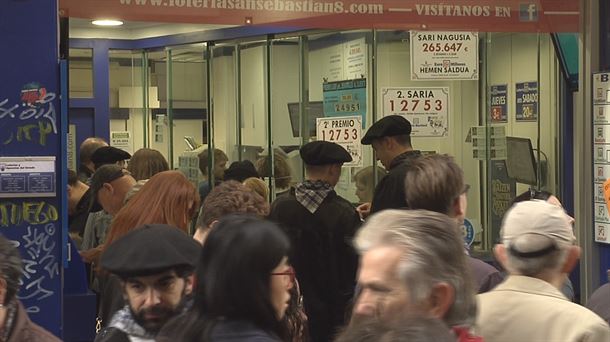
[69, 187, 95, 237]
[467, 256, 504, 293]
[370, 150, 422, 214]
[7, 301, 61, 342]
[157, 316, 281, 342]
[269, 188, 360, 342]
[93, 327, 130, 342]
[586, 283, 610, 325]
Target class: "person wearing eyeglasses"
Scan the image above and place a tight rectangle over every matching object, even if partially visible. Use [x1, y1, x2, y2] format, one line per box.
[269, 141, 361, 342]
[158, 214, 295, 342]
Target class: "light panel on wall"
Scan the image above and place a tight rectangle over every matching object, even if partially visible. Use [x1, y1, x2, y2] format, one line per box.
[91, 19, 124, 26]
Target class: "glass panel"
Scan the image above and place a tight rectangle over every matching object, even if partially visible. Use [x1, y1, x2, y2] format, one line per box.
[146, 50, 170, 163]
[270, 35, 303, 199]
[306, 30, 374, 204]
[69, 48, 93, 98]
[485, 33, 560, 248]
[167, 44, 208, 169]
[109, 49, 145, 156]
[375, 30, 483, 247]
[211, 43, 237, 167]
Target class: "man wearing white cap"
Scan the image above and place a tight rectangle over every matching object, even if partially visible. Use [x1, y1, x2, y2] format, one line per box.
[476, 200, 610, 341]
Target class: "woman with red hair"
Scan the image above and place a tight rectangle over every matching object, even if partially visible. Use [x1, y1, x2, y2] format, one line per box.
[91, 170, 200, 330]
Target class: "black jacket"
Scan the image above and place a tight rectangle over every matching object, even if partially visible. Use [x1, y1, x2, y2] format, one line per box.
[93, 328, 130, 342]
[269, 188, 360, 342]
[370, 150, 422, 214]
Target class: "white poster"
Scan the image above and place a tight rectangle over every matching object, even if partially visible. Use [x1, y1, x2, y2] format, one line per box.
[381, 87, 449, 137]
[410, 31, 478, 80]
[110, 131, 133, 155]
[316, 115, 363, 167]
[344, 38, 366, 80]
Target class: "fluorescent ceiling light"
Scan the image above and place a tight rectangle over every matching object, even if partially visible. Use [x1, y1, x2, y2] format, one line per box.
[91, 20, 124, 26]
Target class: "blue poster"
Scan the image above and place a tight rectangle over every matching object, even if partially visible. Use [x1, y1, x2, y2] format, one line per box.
[515, 81, 538, 122]
[323, 78, 367, 126]
[490, 84, 508, 123]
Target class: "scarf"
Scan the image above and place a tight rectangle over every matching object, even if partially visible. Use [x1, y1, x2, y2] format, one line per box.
[295, 180, 333, 214]
[108, 306, 155, 342]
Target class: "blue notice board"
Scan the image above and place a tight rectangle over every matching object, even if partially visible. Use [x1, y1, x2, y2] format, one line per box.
[490, 84, 508, 123]
[0, 0, 63, 337]
[515, 81, 539, 122]
[323, 78, 367, 126]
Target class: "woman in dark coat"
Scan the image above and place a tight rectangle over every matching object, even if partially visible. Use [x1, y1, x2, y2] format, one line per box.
[158, 215, 295, 342]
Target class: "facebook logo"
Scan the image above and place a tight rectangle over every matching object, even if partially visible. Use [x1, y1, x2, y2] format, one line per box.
[519, 3, 538, 22]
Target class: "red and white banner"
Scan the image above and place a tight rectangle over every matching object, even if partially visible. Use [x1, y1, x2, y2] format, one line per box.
[60, 0, 579, 32]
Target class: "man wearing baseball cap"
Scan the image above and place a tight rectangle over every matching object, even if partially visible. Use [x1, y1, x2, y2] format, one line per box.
[94, 224, 200, 342]
[359, 115, 421, 218]
[269, 141, 361, 342]
[477, 200, 610, 341]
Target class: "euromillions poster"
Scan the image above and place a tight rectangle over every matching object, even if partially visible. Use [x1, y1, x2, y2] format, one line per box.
[515, 81, 538, 122]
[490, 84, 508, 123]
[323, 78, 367, 126]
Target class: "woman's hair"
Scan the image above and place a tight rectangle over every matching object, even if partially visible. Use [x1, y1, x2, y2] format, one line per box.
[353, 166, 386, 202]
[173, 214, 290, 341]
[127, 148, 169, 181]
[243, 177, 270, 200]
[103, 171, 199, 250]
[255, 151, 292, 189]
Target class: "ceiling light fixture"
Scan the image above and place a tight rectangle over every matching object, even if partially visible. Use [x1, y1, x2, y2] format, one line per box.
[92, 19, 124, 26]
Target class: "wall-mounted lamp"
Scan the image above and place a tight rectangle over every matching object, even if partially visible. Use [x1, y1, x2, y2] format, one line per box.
[245, 17, 253, 25]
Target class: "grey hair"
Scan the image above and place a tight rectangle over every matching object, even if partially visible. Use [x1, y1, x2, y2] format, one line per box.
[504, 234, 569, 276]
[354, 209, 476, 327]
[0, 235, 23, 304]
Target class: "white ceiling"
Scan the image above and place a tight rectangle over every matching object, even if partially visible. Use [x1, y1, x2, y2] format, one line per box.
[69, 18, 233, 40]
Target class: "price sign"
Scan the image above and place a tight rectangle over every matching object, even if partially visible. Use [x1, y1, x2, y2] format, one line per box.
[410, 31, 478, 80]
[381, 87, 449, 137]
[316, 115, 363, 167]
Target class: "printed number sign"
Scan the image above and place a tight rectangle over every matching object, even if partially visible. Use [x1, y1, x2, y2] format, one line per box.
[316, 115, 363, 167]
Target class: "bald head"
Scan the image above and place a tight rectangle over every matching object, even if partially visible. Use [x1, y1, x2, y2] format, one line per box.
[80, 137, 108, 173]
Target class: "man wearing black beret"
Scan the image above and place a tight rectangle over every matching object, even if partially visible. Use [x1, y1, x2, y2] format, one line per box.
[91, 146, 132, 171]
[358, 115, 422, 217]
[269, 141, 361, 342]
[94, 224, 200, 342]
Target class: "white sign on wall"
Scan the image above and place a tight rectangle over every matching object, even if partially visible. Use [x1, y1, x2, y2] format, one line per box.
[110, 131, 133, 155]
[381, 87, 449, 137]
[410, 31, 478, 80]
[592, 71, 610, 244]
[316, 115, 363, 167]
[323, 38, 367, 82]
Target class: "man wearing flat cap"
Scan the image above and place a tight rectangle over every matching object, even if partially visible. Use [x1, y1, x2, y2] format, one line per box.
[91, 146, 132, 171]
[477, 200, 610, 341]
[358, 115, 421, 218]
[269, 141, 361, 342]
[94, 224, 200, 342]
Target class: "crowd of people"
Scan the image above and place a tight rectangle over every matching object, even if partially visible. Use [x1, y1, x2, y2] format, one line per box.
[1, 115, 609, 341]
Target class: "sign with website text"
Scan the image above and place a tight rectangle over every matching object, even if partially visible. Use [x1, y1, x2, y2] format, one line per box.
[316, 115, 362, 167]
[381, 87, 449, 137]
[60, 1, 579, 33]
[410, 31, 478, 80]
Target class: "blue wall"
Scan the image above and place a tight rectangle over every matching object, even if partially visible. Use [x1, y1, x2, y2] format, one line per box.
[0, 0, 63, 337]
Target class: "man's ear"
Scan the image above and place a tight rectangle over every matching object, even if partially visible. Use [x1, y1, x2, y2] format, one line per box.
[493, 244, 508, 270]
[561, 245, 581, 274]
[452, 196, 464, 218]
[184, 274, 195, 295]
[427, 282, 455, 320]
[0, 278, 7, 305]
[102, 183, 113, 194]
